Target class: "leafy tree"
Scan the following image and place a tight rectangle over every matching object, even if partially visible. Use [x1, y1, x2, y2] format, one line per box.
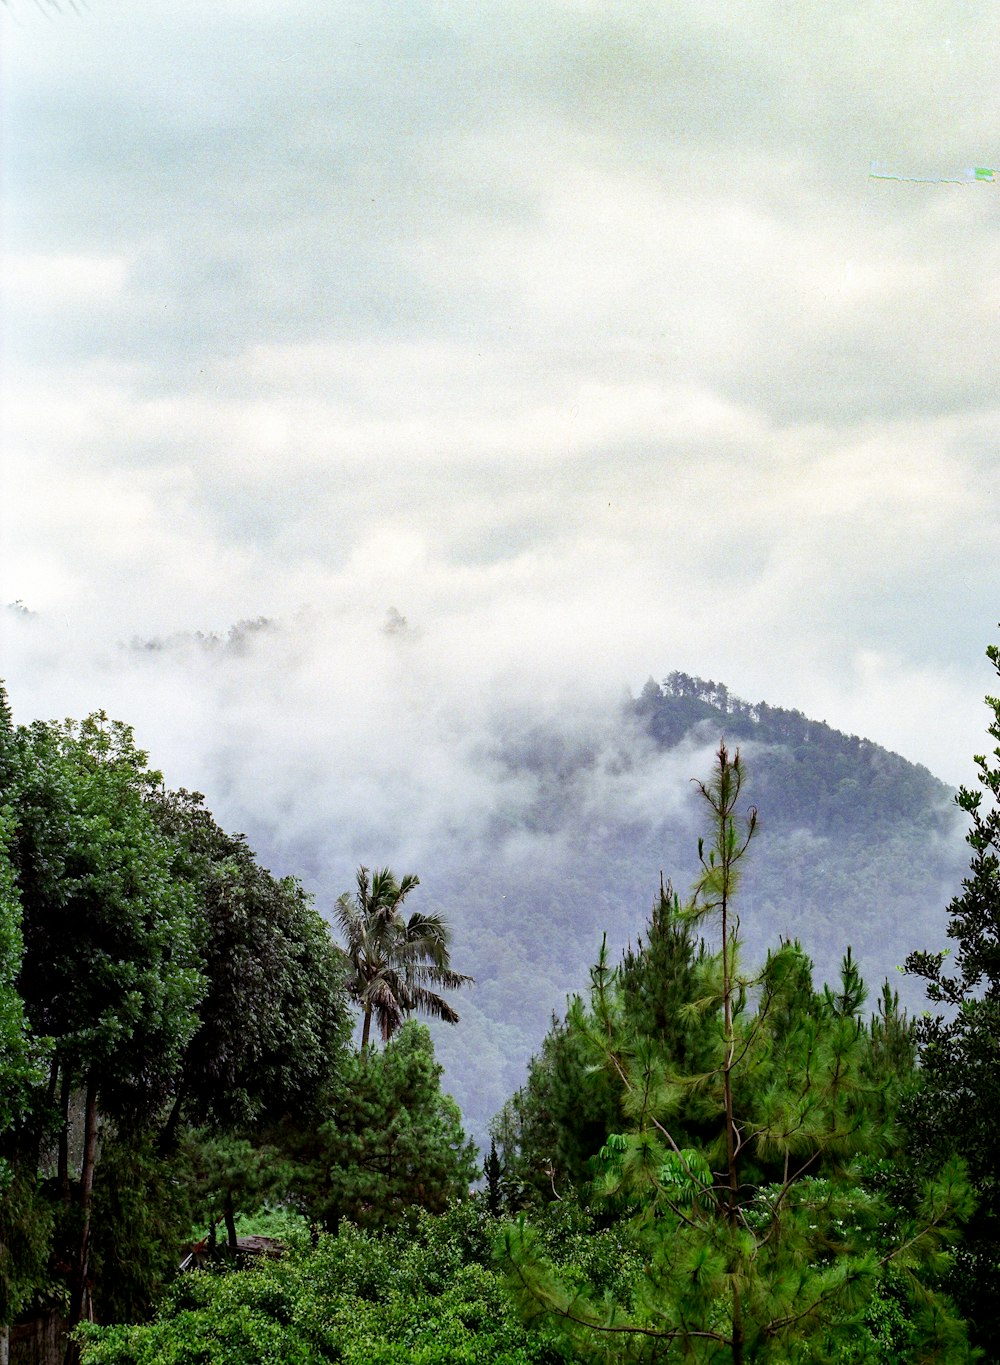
[335, 865, 472, 1049]
[499, 744, 973, 1364]
[0, 690, 353, 1348]
[905, 637, 1000, 1349]
[151, 788, 350, 1143]
[2, 707, 204, 1341]
[295, 1021, 478, 1232]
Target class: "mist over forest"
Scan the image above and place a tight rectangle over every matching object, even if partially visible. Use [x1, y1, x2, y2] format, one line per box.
[3, 604, 968, 1146]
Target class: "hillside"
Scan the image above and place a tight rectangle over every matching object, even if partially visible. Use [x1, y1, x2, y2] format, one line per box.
[295, 672, 965, 1146]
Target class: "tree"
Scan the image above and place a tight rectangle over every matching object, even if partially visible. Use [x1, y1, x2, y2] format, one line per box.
[500, 744, 973, 1364]
[0, 689, 353, 1348]
[493, 878, 718, 1205]
[151, 788, 350, 1143]
[905, 637, 1000, 1349]
[295, 1021, 479, 1232]
[335, 866, 472, 1050]
[3, 709, 204, 1348]
[0, 813, 42, 1184]
[0, 687, 46, 1188]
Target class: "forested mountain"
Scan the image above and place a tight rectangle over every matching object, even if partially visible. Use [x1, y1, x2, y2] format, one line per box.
[268, 669, 965, 1147]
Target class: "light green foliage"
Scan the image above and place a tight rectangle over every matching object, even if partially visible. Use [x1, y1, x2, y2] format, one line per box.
[499, 745, 974, 1364]
[77, 1202, 577, 1365]
[296, 1021, 479, 1231]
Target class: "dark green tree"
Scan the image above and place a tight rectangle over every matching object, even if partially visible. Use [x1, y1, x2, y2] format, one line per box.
[905, 637, 1000, 1349]
[0, 808, 43, 1184]
[4, 709, 204, 1342]
[151, 788, 350, 1144]
[180, 1130, 293, 1253]
[500, 744, 973, 1364]
[297, 1021, 478, 1232]
[335, 866, 472, 1050]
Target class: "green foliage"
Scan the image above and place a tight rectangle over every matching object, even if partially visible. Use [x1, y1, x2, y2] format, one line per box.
[499, 745, 973, 1364]
[0, 801, 45, 1186]
[78, 1202, 574, 1365]
[0, 687, 352, 1341]
[151, 788, 350, 1137]
[0, 702, 208, 1333]
[494, 880, 718, 1203]
[905, 636, 1000, 1350]
[12, 711, 204, 1121]
[294, 1021, 479, 1232]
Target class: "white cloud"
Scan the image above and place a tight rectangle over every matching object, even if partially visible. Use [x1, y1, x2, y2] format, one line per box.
[3, 1, 998, 784]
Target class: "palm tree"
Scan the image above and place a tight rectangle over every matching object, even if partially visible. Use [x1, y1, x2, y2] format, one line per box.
[335, 866, 473, 1050]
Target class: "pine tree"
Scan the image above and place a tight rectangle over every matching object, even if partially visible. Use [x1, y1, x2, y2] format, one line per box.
[500, 743, 973, 1363]
[492, 879, 717, 1203]
[905, 638, 1000, 1348]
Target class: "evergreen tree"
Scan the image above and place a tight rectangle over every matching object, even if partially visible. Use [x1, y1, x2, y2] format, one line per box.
[500, 744, 973, 1364]
[905, 637, 1000, 1348]
[492, 879, 717, 1202]
[295, 1021, 478, 1232]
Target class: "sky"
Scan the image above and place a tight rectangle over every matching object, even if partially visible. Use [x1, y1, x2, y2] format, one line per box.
[2, 0, 999, 810]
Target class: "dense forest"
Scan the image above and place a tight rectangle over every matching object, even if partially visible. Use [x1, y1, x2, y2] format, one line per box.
[2, 639, 998, 1362]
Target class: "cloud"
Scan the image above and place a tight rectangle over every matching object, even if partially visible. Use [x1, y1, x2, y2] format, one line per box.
[3, 4, 998, 868]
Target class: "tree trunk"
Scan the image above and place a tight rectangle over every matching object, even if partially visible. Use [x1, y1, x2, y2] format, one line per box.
[361, 1008, 372, 1052]
[223, 1189, 238, 1253]
[731, 1289, 745, 1365]
[65, 1078, 98, 1364]
[157, 1084, 186, 1157]
[58, 1066, 72, 1209]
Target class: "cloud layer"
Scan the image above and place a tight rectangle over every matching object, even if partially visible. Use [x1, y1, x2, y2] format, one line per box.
[3, 2, 999, 793]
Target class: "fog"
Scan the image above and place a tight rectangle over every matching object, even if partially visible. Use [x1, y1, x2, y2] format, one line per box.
[4, 0, 999, 1137]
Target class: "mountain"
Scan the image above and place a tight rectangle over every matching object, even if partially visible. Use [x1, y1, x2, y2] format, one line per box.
[361, 673, 965, 1147]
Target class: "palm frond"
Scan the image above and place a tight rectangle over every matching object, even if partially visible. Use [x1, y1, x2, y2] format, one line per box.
[333, 864, 467, 1044]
